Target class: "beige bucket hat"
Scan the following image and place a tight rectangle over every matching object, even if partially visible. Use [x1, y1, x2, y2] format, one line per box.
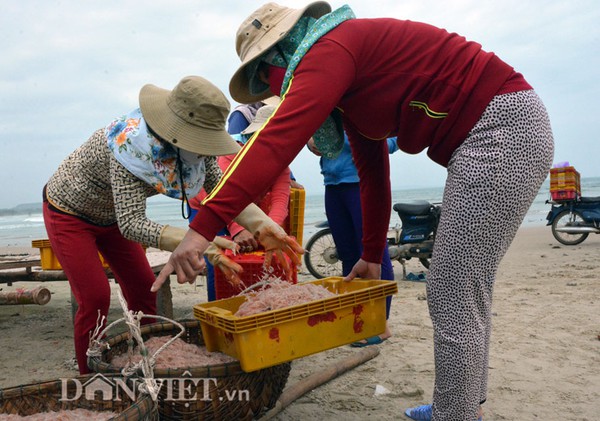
[139, 76, 241, 156]
[241, 104, 277, 135]
[229, 1, 331, 104]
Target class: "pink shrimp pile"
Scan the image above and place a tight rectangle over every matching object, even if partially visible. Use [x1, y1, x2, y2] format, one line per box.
[110, 335, 236, 369]
[0, 408, 117, 420]
[235, 279, 336, 317]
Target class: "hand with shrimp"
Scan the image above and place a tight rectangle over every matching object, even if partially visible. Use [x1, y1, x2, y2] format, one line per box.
[234, 203, 304, 281]
[344, 258, 381, 281]
[205, 236, 244, 287]
[151, 230, 242, 291]
[256, 224, 304, 281]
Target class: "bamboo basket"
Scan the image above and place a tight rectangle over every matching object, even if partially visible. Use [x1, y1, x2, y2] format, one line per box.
[88, 319, 291, 421]
[0, 374, 157, 420]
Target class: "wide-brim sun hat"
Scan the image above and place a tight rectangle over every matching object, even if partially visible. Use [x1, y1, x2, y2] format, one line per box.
[229, 1, 331, 104]
[139, 76, 241, 156]
[241, 104, 277, 135]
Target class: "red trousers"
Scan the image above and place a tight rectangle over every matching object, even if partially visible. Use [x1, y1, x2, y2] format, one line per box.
[43, 202, 156, 374]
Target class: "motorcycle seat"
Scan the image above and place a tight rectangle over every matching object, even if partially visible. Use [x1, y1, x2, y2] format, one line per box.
[579, 196, 600, 203]
[393, 200, 432, 215]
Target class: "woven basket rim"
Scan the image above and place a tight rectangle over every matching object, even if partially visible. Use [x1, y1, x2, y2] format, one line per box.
[86, 321, 291, 421]
[0, 374, 156, 420]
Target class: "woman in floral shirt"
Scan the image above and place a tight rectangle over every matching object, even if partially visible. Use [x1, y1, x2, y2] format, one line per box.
[43, 76, 244, 374]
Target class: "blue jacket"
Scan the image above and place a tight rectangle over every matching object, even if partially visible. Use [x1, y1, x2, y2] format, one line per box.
[320, 136, 399, 186]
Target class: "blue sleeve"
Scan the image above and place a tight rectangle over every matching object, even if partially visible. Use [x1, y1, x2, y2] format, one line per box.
[387, 137, 400, 155]
[227, 111, 250, 135]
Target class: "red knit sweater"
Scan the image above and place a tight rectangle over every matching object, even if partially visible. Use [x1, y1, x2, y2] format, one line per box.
[192, 18, 531, 263]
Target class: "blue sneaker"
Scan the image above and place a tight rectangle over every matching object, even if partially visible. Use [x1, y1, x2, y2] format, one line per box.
[405, 404, 483, 421]
[405, 404, 432, 420]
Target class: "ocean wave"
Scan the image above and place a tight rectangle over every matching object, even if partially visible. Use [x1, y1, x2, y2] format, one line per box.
[0, 222, 45, 231]
[3, 180, 599, 248]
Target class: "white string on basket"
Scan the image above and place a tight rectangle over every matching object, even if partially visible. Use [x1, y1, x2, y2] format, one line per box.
[86, 290, 185, 401]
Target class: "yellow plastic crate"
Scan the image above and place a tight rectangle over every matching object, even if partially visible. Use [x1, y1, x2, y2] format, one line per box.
[31, 239, 109, 270]
[285, 187, 305, 248]
[193, 277, 397, 372]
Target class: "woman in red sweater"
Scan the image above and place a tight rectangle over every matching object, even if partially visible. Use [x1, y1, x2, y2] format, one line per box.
[154, 3, 554, 420]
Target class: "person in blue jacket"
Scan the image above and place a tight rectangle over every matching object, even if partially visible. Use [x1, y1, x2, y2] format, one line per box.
[308, 134, 399, 346]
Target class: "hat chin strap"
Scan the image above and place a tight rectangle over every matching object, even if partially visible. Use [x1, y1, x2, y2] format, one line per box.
[176, 149, 190, 220]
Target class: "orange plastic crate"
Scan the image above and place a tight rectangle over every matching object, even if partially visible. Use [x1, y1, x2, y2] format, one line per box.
[550, 176, 578, 185]
[550, 182, 579, 190]
[550, 166, 579, 177]
[550, 183, 580, 193]
[549, 166, 581, 201]
[214, 250, 297, 300]
[550, 167, 580, 189]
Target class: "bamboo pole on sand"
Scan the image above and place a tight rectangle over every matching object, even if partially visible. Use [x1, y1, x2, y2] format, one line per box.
[258, 346, 381, 420]
[0, 286, 51, 305]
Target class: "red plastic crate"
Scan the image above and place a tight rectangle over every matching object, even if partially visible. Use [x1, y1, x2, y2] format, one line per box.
[214, 250, 297, 299]
[550, 190, 577, 201]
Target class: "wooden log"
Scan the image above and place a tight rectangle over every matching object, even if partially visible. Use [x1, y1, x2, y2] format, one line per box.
[0, 269, 69, 284]
[0, 286, 51, 305]
[0, 263, 172, 317]
[0, 264, 166, 284]
[0, 259, 41, 271]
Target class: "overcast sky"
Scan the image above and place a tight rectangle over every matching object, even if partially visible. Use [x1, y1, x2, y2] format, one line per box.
[1, 0, 598, 209]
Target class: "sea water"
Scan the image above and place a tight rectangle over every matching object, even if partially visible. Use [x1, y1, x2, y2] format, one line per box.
[2, 178, 600, 248]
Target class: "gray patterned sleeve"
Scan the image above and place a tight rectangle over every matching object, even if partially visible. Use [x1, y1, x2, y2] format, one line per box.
[109, 155, 164, 248]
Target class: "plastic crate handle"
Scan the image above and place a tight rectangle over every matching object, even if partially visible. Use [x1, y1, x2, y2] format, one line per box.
[204, 307, 235, 317]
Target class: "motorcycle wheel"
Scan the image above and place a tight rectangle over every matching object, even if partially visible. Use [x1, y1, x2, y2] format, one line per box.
[419, 258, 430, 269]
[303, 228, 343, 279]
[551, 210, 589, 245]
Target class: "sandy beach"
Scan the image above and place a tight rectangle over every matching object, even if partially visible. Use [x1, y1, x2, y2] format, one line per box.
[0, 225, 599, 420]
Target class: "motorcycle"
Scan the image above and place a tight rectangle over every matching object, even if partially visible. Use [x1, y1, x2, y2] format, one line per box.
[546, 196, 600, 245]
[303, 200, 442, 279]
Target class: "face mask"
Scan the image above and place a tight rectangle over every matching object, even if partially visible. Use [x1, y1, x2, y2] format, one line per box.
[268, 65, 286, 97]
[178, 148, 204, 165]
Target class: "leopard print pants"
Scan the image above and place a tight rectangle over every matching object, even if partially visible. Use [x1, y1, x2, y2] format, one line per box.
[427, 90, 554, 420]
